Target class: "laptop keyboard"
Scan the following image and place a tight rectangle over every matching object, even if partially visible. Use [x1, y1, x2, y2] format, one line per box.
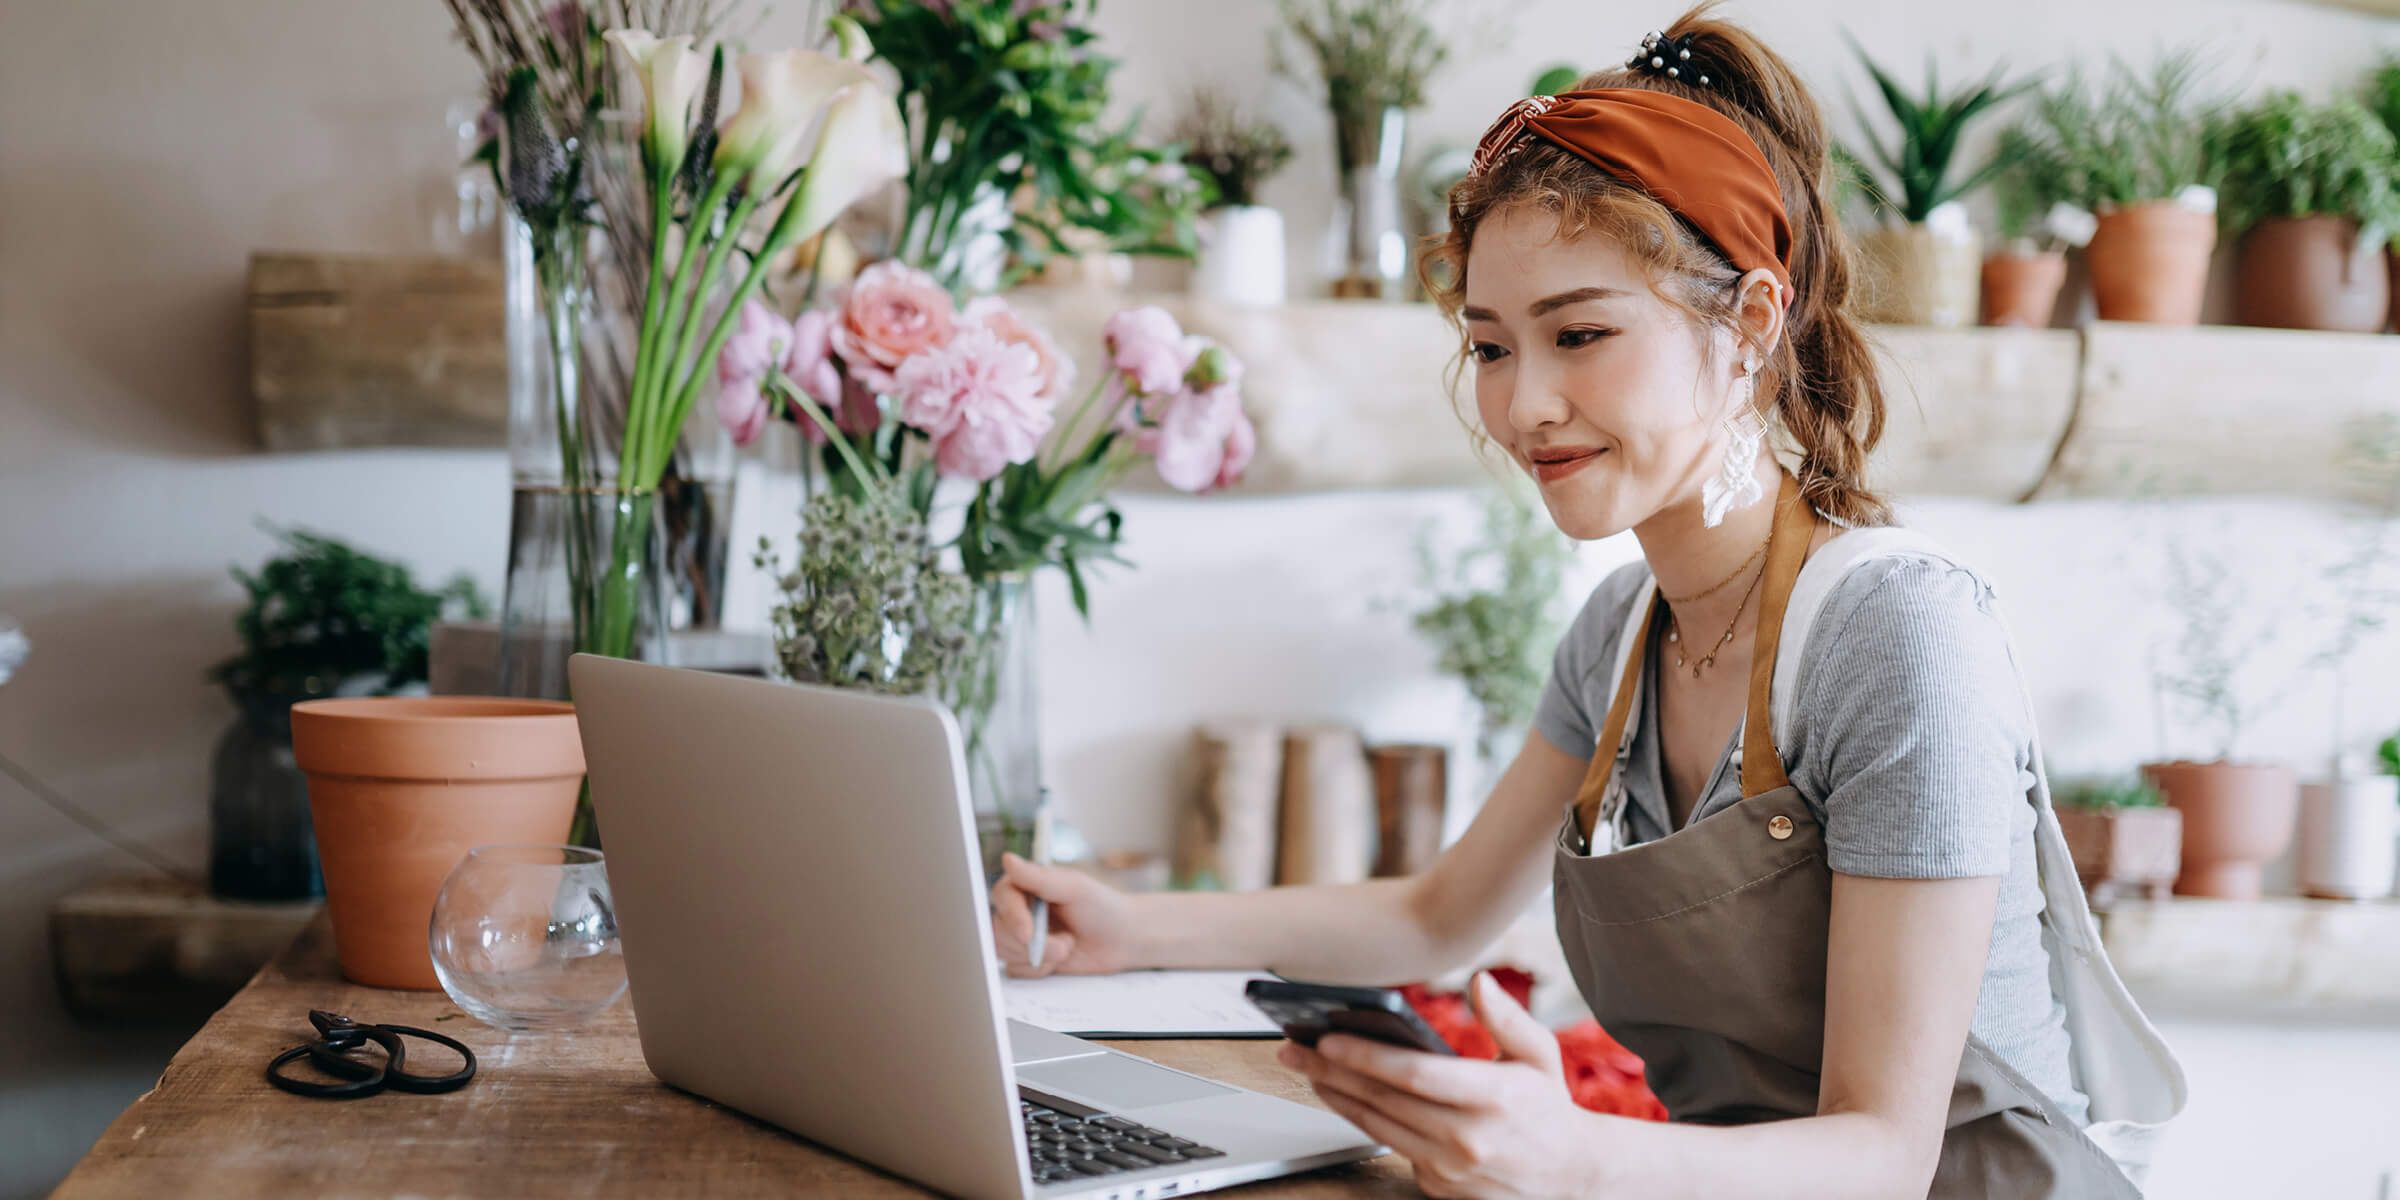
[1021, 1097, 1226, 1186]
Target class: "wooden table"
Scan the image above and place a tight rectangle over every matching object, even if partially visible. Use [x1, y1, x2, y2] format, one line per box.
[54, 916, 1415, 1198]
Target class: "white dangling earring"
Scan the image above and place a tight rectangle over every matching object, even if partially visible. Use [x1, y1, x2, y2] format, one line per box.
[1700, 356, 1766, 529]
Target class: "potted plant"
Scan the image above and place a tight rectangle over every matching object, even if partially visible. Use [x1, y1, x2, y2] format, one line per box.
[2012, 52, 2228, 325]
[2216, 93, 2400, 333]
[207, 528, 484, 902]
[2367, 55, 2400, 332]
[1979, 123, 2095, 327]
[1406, 486, 1575, 841]
[2053, 774, 2182, 906]
[2294, 418, 2400, 900]
[1174, 88, 1296, 307]
[2143, 536, 2299, 899]
[1277, 0, 1449, 299]
[1838, 43, 2026, 327]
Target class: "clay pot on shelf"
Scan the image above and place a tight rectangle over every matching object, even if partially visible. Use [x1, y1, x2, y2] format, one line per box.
[2086, 202, 2217, 325]
[1980, 247, 2069, 328]
[2233, 215, 2391, 333]
[2140, 759, 2299, 900]
[2295, 774, 2399, 900]
[1854, 222, 1982, 327]
[2054, 805, 2183, 906]
[292, 697, 585, 989]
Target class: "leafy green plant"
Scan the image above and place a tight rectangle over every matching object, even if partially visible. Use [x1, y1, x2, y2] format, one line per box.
[210, 528, 486, 710]
[1275, 0, 1449, 171]
[2215, 92, 2400, 246]
[755, 492, 978, 695]
[1528, 63, 1581, 96]
[2008, 49, 2230, 211]
[1171, 89, 1295, 209]
[1411, 488, 1575, 758]
[1989, 121, 2073, 247]
[2055, 773, 2166, 810]
[846, 0, 1207, 289]
[1841, 41, 2028, 223]
[2370, 56, 2400, 146]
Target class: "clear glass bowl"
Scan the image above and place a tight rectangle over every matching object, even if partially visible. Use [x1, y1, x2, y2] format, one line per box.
[429, 844, 627, 1031]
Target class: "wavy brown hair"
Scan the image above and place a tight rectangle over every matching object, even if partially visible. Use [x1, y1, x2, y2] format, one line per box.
[1420, 3, 1892, 528]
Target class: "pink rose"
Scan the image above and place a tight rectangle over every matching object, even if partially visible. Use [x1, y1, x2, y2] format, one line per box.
[893, 324, 1054, 482]
[1103, 305, 1197, 396]
[832, 260, 955, 394]
[715, 299, 792, 447]
[963, 296, 1074, 400]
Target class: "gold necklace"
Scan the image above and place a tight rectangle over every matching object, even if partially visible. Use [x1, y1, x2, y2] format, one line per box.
[1659, 533, 1770, 605]
[1665, 556, 1765, 678]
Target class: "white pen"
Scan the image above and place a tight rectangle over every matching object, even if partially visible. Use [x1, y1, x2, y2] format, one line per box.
[1026, 789, 1053, 969]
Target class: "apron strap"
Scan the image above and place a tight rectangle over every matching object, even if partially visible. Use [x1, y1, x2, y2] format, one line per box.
[1739, 473, 1815, 796]
[1569, 472, 1816, 845]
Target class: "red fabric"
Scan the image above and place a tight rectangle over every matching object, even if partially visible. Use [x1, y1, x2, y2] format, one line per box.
[1468, 87, 1793, 302]
[1398, 967, 1668, 1122]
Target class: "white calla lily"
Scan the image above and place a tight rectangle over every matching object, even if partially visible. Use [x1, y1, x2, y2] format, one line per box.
[716, 49, 875, 187]
[604, 29, 708, 171]
[769, 79, 908, 250]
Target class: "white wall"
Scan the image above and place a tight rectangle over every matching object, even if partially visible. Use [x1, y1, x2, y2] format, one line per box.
[4, 1, 2398, 1197]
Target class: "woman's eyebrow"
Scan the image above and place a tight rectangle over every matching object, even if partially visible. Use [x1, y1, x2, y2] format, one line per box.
[1462, 286, 1628, 323]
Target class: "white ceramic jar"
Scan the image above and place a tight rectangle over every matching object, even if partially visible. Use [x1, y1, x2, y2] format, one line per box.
[2297, 774, 2400, 900]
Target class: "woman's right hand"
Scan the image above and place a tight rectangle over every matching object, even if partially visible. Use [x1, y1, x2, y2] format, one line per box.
[991, 852, 1139, 979]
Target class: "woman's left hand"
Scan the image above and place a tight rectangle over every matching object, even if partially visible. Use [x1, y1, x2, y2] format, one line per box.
[1277, 971, 1613, 1199]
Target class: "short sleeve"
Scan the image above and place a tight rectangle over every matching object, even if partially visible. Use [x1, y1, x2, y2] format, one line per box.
[1531, 564, 1651, 762]
[1791, 558, 2034, 880]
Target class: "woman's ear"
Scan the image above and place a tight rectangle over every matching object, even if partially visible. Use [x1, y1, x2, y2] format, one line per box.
[1731, 267, 1786, 368]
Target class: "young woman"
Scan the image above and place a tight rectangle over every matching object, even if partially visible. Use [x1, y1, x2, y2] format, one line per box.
[990, 9, 2178, 1196]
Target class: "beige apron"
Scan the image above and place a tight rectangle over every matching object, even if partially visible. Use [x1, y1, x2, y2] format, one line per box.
[1550, 474, 2142, 1197]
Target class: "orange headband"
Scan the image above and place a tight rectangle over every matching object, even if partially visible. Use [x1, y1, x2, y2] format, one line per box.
[1466, 88, 1793, 303]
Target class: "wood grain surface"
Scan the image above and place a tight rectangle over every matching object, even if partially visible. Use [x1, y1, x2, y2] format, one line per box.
[55, 915, 1417, 1198]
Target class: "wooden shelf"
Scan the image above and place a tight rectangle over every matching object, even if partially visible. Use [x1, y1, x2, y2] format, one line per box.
[244, 251, 2400, 504]
[2095, 895, 2400, 1017]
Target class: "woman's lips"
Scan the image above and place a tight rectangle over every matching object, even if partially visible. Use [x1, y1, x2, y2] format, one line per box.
[1530, 448, 1604, 482]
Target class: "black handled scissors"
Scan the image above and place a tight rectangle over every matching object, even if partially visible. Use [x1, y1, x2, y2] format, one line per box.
[265, 1010, 478, 1099]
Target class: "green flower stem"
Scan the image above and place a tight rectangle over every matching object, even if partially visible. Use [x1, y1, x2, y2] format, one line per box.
[651, 203, 820, 482]
[770, 376, 891, 494]
[625, 157, 680, 472]
[647, 167, 744, 410]
[1042, 371, 1119, 472]
[650, 181, 762, 463]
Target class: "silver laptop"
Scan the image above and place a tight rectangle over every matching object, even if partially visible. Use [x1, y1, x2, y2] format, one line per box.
[570, 655, 1384, 1200]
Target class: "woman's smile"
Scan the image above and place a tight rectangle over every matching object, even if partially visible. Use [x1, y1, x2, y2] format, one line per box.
[1529, 444, 1607, 482]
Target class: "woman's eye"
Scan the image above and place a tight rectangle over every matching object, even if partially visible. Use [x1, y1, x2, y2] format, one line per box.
[1557, 327, 1613, 349]
[1468, 341, 1510, 364]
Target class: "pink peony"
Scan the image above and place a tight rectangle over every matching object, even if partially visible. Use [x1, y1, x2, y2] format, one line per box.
[715, 299, 793, 447]
[1103, 305, 1197, 396]
[964, 295, 1075, 400]
[836, 376, 883, 437]
[832, 260, 955, 394]
[893, 324, 1054, 482]
[1147, 384, 1251, 493]
[779, 308, 843, 445]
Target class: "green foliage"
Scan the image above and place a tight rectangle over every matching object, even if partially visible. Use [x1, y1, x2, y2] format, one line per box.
[1171, 89, 1295, 209]
[2004, 49, 2230, 211]
[210, 528, 487, 709]
[2215, 92, 2400, 246]
[2054, 774, 2165, 810]
[1528, 63, 1582, 97]
[1989, 122, 2069, 244]
[756, 492, 980, 694]
[1411, 489, 1574, 753]
[1275, 0, 1449, 169]
[850, 0, 1207, 289]
[2371, 57, 2400, 144]
[1842, 40, 2029, 223]
[954, 442, 1129, 622]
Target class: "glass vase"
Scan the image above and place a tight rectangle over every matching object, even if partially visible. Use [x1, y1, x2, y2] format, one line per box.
[1332, 105, 1409, 300]
[207, 697, 322, 901]
[955, 575, 1045, 882]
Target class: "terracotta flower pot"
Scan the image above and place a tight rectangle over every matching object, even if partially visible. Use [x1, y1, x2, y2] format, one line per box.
[2054, 805, 2183, 905]
[2140, 760, 2299, 900]
[292, 697, 584, 989]
[2086, 203, 2217, 325]
[2233, 216, 2391, 333]
[1855, 223, 1982, 327]
[1980, 250, 2068, 328]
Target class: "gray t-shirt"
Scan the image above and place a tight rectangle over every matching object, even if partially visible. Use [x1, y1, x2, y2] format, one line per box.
[1533, 553, 2089, 1125]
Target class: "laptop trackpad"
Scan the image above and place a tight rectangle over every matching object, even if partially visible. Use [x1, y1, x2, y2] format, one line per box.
[1018, 1052, 1237, 1110]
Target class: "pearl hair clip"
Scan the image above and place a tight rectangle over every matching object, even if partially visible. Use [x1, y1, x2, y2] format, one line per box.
[1627, 30, 1713, 87]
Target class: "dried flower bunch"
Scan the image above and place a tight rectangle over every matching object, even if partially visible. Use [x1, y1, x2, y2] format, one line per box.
[1172, 89, 1295, 209]
[756, 492, 978, 694]
[1275, 0, 1449, 169]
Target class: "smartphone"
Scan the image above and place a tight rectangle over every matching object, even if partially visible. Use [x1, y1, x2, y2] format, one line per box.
[1244, 979, 1457, 1056]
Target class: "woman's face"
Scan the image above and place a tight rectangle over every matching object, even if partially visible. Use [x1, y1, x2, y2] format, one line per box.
[1462, 203, 1742, 542]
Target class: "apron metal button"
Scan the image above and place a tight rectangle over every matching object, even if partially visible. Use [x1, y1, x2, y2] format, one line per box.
[1767, 814, 1794, 840]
